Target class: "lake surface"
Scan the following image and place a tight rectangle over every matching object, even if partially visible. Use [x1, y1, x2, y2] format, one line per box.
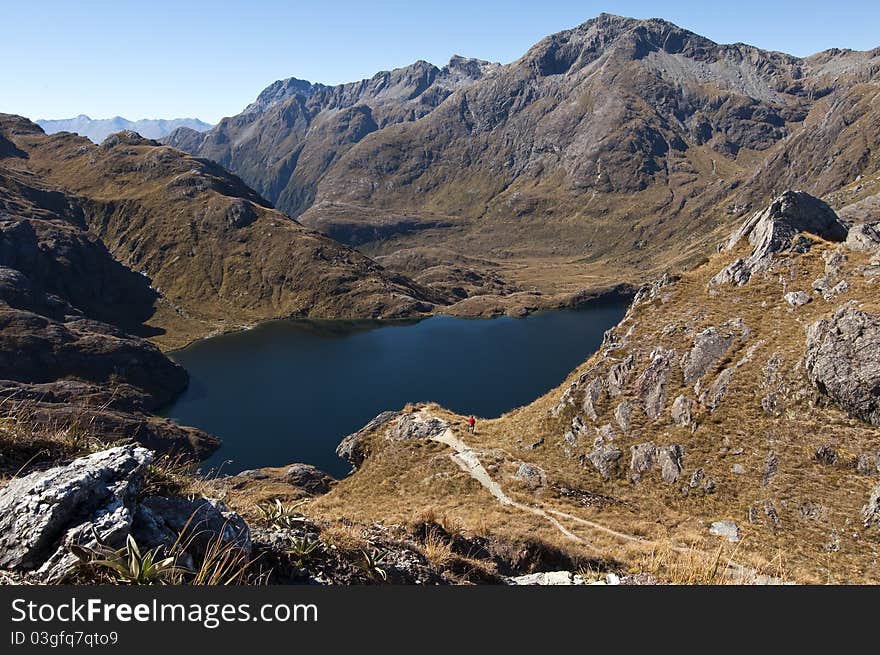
[166, 302, 628, 478]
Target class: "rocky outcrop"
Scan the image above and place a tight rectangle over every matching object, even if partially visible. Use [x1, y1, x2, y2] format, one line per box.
[630, 442, 657, 482]
[505, 571, 589, 585]
[283, 464, 335, 495]
[582, 378, 606, 420]
[390, 413, 450, 441]
[514, 463, 547, 490]
[336, 411, 398, 470]
[846, 223, 880, 253]
[681, 327, 734, 385]
[0, 446, 151, 574]
[856, 453, 880, 476]
[711, 191, 848, 286]
[132, 496, 250, 563]
[805, 308, 880, 426]
[864, 485, 880, 529]
[0, 309, 188, 408]
[784, 291, 813, 307]
[635, 348, 675, 418]
[586, 441, 622, 481]
[614, 401, 634, 431]
[607, 355, 635, 397]
[658, 445, 684, 484]
[671, 395, 693, 426]
[0, 446, 249, 581]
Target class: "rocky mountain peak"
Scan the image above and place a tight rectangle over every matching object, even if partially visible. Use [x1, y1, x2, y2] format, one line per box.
[523, 12, 715, 76]
[243, 77, 318, 114]
[443, 55, 500, 81]
[99, 130, 160, 148]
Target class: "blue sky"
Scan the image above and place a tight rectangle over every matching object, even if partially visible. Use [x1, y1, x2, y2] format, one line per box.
[2, 1, 877, 124]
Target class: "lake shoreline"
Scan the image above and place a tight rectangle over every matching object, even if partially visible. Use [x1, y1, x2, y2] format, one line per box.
[160, 282, 636, 355]
[163, 302, 630, 478]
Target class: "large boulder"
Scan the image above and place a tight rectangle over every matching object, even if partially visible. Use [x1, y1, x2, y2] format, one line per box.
[711, 191, 848, 286]
[514, 463, 548, 490]
[805, 308, 880, 426]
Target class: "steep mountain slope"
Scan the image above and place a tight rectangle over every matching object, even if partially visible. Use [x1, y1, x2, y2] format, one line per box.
[0, 115, 442, 349]
[37, 115, 212, 143]
[170, 14, 880, 311]
[0, 163, 217, 458]
[299, 192, 880, 583]
[163, 56, 499, 219]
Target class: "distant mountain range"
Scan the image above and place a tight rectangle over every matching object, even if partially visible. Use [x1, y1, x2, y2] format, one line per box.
[164, 13, 880, 296]
[37, 114, 212, 143]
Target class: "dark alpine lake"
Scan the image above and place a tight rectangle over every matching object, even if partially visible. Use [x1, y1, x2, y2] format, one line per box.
[165, 302, 628, 478]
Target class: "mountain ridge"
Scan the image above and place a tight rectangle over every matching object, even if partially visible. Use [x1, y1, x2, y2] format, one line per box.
[164, 13, 880, 314]
[37, 114, 212, 144]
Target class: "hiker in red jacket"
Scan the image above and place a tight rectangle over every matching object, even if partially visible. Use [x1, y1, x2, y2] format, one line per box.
[467, 415, 476, 434]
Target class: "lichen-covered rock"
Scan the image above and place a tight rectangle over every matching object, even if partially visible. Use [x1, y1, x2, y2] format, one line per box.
[631, 273, 679, 307]
[818, 279, 849, 301]
[0, 446, 151, 573]
[606, 355, 634, 397]
[681, 327, 734, 385]
[635, 348, 675, 419]
[856, 453, 879, 476]
[671, 395, 693, 426]
[630, 442, 656, 482]
[699, 368, 736, 411]
[506, 571, 588, 585]
[784, 290, 812, 307]
[805, 308, 880, 426]
[762, 451, 778, 486]
[0, 445, 252, 581]
[846, 223, 880, 253]
[863, 484, 880, 529]
[815, 444, 838, 465]
[710, 191, 847, 286]
[390, 413, 450, 440]
[823, 250, 847, 277]
[132, 496, 251, 561]
[614, 401, 634, 431]
[514, 463, 547, 490]
[689, 468, 715, 494]
[582, 377, 606, 420]
[658, 444, 684, 484]
[586, 441, 622, 481]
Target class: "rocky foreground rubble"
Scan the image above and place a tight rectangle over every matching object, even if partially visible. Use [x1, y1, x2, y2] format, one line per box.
[0, 446, 249, 582]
